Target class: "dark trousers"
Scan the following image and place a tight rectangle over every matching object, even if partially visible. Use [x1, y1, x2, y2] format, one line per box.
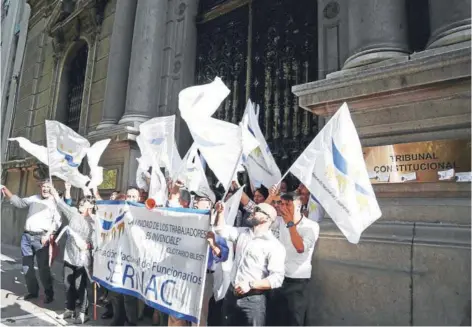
[208, 296, 224, 326]
[63, 261, 89, 314]
[124, 294, 138, 325]
[20, 232, 53, 298]
[267, 277, 310, 326]
[222, 286, 266, 326]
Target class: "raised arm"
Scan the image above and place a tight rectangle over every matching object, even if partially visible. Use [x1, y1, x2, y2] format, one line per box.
[92, 186, 102, 200]
[280, 201, 305, 253]
[1, 185, 30, 208]
[50, 186, 78, 222]
[213, 201, 240, 243]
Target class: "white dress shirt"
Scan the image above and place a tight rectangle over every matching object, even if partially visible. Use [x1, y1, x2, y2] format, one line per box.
[216, 225, 286, 289]
[271, 216, 319, 279]
[10, 195, 61, 234]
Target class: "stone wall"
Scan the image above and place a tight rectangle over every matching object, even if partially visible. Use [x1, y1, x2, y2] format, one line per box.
[2, 0, 117, 242]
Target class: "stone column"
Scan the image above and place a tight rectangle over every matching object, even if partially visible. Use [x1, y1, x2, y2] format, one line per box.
[96, 0, 138, 130]
[343, 0, 409, 69]
[119, 0, 168, 127]
[427, 0, 471, 49]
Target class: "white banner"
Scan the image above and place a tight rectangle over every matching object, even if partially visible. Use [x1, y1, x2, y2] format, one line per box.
[93, 202, 210, 324]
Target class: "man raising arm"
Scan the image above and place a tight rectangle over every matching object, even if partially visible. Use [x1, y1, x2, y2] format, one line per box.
[1, 180, 61, 303]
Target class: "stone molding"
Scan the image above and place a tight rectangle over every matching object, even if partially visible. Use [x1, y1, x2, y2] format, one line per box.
[319, 220, 471, 249]
[292, 46, 470, 107]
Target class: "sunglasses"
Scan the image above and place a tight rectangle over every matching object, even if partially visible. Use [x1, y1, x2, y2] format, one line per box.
[254, 206, 270, 218]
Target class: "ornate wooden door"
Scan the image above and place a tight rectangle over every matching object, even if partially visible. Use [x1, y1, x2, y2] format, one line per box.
[196, 0, 318, 172]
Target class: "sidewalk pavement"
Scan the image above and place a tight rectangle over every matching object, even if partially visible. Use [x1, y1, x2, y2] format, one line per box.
[0, 243, 153, 326]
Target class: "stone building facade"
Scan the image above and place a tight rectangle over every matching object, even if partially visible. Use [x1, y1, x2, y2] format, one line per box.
[1, 0, 470, 325]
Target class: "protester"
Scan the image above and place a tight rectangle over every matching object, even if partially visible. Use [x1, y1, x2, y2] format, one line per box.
[126, 187, 141, 203]
[50, 186, 96, 324]
[297, 183, 325, 222]
[1, 180, 61, 303]
[232, 182, 269, 227]
[252, 186, 269, 205]
[122, 187, 145, 326]
[268, 192, 320, 326]
[279, 180, 288, 194]
[214, 201, 285, 326]
[109, 190, 120, 200]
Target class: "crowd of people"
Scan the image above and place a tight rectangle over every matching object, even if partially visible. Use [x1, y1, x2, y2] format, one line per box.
[1, 171, 323, 326]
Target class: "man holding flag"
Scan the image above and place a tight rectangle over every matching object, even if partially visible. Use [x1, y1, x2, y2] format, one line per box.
[1, 180, 61, 303]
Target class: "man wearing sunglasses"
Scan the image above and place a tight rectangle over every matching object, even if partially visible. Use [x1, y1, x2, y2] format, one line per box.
[214, 201, 285, 326]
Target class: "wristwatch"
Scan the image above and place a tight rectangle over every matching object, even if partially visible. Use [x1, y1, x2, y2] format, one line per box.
[286, 221, 295, 228]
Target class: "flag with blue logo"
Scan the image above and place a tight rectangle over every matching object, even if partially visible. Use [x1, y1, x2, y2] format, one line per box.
[45, 120, 91, 188]
[289, 103, 381, 243]
[11, 121, 109, 189]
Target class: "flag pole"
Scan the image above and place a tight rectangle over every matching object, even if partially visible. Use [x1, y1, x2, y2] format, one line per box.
[93, 282, 97, 320]
[45, 121, 53, 184]
[220, 148, 244, 207]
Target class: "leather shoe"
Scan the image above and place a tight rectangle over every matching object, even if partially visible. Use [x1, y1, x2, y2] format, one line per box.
[21, 293, 38, 301]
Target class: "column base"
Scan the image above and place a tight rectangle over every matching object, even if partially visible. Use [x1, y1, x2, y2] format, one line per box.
[427, 19, 471, 49]
[343, 48, 409, 70]
[118, 114, 151, 128]
[96, 121, 118, 130]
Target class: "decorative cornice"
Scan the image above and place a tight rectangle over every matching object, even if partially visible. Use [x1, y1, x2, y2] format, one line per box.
[45, 0, 107, 59]
[292, 45, 471, 115]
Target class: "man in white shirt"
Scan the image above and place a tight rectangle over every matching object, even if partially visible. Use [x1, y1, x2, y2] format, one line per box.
[1, 180, 61, 303]
[269, 192, 320, 326]
[214, 201, 286, 326]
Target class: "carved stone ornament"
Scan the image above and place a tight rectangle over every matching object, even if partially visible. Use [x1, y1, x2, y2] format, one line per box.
[323, 1, 339, 19]
[45, 0, 106, 57]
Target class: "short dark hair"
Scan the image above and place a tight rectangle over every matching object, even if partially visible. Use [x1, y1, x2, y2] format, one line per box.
[281, 192, 300, 202]
[127, 186, 140, 192]
[254, 186, 269, 199]
[180, 189, 191, 204]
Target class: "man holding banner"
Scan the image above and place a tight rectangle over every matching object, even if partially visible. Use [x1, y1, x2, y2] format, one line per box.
[214, 201, 285, 326]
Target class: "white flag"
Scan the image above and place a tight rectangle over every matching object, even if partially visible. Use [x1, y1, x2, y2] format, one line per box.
[179, 78, 243, 190]
[176, 144, 215, 202]
[87, 139, 111, 188]
[212, 186, 244, 301]
[170, 141, 182, 178]
[45, 121, 91, 188]
[307, 194, 325, 222]
[148, 166, 168, 206]
[223, 186, 244, 226]
[243, 101, 282, 189]
[179, 77, 230, 120]
[289, 103, 381, 243]
[136, 115, 176, 175]
[8, 137, 48, 164]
